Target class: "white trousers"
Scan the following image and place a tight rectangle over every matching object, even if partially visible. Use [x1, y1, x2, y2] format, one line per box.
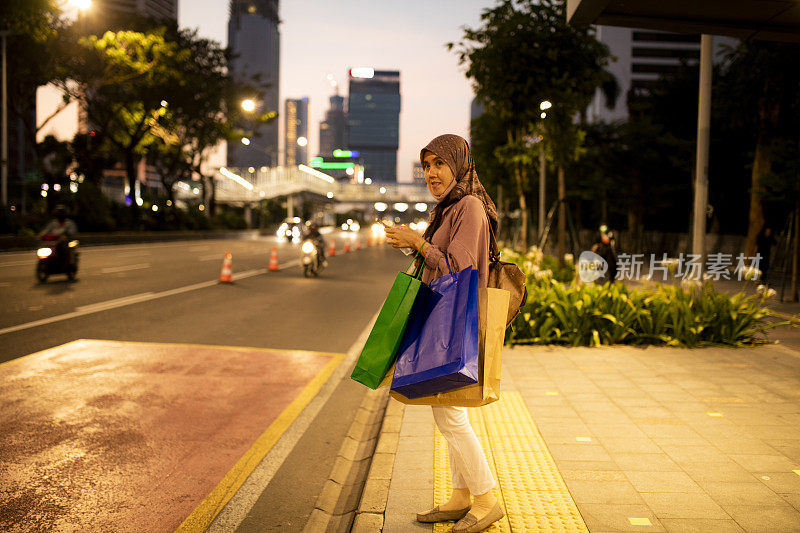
[431, 405, 495, 495]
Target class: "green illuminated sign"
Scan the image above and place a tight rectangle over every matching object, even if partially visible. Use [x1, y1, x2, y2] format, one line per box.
[311, 162, 356, 169]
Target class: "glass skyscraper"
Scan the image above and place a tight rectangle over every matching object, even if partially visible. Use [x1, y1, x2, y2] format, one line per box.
[284, 98, 308, 167]
[347, 69, 400, 182]
[227, 0, 281, 168]
[319, 95, 347, 157]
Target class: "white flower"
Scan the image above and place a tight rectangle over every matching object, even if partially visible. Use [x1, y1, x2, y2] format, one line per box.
[665, 258, 680, 273]
[756, 284, 766, 294]
[681, 278, 701, 289]
[767, 288, 777, 298]
[741, 266, 762, 281]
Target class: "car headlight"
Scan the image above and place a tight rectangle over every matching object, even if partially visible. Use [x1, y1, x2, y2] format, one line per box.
[351, 222, 360, 231]
[37, 247, 52, 258]
[301, 241, 315, 254]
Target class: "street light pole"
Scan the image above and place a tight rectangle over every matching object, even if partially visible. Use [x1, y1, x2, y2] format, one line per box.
[1, 31, 8, 207]
[539, 141, 545, 239]
[692, 35, 713, 262]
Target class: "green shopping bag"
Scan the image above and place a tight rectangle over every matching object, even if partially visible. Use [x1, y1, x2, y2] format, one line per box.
[351, 255, 427, 389]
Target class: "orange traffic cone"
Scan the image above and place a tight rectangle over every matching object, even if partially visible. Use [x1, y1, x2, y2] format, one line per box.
[344, 241, 351, 253]
[366, 238, 372, 247]
[268, 247, 279, 271]
[328, 242, 336, 256]
[355, 239, 361, 250]
[220, 251, 233, 282]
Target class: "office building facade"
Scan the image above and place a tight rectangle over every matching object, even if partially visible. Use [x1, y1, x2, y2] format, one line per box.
[589, 27, 735, 122]
[284, 98, 308, 167]
[227, 0, 280, 168]
[412, 162, 425, 185]
[319, 95, 347, 157]
[347, 69, 400, 182]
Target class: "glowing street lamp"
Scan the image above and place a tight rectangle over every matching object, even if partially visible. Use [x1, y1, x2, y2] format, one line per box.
[241, 99, 256, 112]
[539, 100, 552, 111]
[241, 137, 251, 146]
[70, 0, 92, 10]
[297, 136, 308, 147]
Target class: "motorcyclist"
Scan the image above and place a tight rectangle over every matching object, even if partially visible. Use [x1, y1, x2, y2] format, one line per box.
[304, 221, 327, 265]
[39, 205, 78, 265]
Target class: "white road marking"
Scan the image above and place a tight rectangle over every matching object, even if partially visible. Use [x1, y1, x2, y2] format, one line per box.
[0, 258, 302, 336]
[101, 263, 151, 274]
[76, 293, 155, 313]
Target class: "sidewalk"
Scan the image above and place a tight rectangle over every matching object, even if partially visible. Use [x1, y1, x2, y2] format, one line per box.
[358, 342, 800, 532]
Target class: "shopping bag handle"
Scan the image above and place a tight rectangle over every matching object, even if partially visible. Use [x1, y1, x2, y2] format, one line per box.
[443, 253, 455, 277]
[408, 249, 424, 279]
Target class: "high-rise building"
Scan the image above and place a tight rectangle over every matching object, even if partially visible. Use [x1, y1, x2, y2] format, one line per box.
[347, 68, 400, 182]
[319, 95, 347, 157]
[284, 98, 308, 167]
[412, 162, 425, 184]
[92, 0, 178, 21]
[227, 0, 280, 168]
[589, 27, 736, 122]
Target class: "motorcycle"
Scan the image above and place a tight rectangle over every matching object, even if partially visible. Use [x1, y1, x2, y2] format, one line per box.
[36, 235, 79, 282]
[301, 238, 326, 277]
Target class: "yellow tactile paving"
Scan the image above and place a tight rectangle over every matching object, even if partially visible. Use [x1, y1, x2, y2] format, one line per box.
[433, 392, 588, 532]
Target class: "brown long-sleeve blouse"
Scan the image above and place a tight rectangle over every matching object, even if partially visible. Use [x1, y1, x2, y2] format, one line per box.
[421, 195, 490, 289]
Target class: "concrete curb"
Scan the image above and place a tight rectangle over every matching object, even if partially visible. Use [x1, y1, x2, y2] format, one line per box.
[351, 398, 405, 532]
[302, 387, 391, 532]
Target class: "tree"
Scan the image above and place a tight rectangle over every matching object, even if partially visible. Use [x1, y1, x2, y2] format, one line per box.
[144, 28, 273, 216]
[449, 0, 610, 254]
[53, 29, 189, 225]
[720, 41, 800, 255]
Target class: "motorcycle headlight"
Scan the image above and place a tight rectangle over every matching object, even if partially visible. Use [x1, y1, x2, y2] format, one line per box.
[68, 240, 79, 248]
[301, 241, 315, 254]
[37, 247, 52, 258]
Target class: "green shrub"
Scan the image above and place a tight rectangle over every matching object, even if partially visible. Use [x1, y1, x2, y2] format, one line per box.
[508, 279, 780, 347]
[500, 246, 783, 347]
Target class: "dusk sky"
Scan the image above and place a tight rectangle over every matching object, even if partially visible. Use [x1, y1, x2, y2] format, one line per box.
[179, 0, 495, 181]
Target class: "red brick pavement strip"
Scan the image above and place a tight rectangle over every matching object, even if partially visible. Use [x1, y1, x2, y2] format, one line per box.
[0, 339, 341, 532]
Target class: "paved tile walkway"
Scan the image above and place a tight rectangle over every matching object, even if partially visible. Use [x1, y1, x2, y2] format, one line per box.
[385, 344, 800, 532]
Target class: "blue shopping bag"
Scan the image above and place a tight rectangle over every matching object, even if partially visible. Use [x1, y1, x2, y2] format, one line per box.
[390, 257, 480, 399]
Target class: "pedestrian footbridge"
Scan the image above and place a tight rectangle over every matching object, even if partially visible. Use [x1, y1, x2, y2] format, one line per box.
[211, 165, 431, 208]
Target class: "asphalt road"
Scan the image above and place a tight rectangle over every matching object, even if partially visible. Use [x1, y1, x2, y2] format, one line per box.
[0, 231, 406, 361]
[0, 232, 410, 531]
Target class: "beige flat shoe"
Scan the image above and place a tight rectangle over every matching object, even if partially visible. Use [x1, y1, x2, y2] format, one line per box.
[416, 505, 471, 523]
[452, 501, 504, 532]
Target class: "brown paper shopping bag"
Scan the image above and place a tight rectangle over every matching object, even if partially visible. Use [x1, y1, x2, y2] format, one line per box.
[388, 287, 510, 407]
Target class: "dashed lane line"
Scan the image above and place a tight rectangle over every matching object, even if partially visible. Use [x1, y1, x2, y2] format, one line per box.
[101, 263, 151, 274]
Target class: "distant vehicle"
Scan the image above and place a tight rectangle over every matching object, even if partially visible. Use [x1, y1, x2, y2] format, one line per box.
[301, 237, 326, 277]
[36, 236, 79, 282]
[277, 217, 304, 240]
[340, 218, 361, 232]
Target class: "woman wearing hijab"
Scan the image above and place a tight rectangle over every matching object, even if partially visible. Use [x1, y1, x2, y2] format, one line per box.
[384, 134, 504, 532]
